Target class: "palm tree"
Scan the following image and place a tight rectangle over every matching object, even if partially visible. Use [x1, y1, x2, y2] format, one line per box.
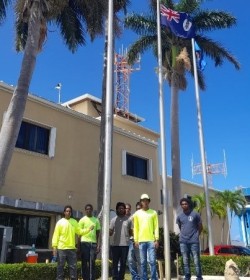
[215, 189, 246, 244]
[124, 0, 240, 231]
[210, 195, 227, 244]
[192, 192, 206, 215]
[200, 225, 208, 251]
[97, 0, 131, 214]
[0, 0, 106, 186]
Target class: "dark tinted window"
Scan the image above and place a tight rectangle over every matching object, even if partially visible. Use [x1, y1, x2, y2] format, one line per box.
[0, 212, 50, 249]
[219, 248, 232, 253]
[16, 121, 50, 155]
[126, 153, 148, 180]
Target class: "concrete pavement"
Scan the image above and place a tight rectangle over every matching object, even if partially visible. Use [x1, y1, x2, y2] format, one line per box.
[171, 276, 250, 280]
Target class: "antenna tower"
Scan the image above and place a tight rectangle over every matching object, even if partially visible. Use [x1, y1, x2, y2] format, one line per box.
[114, 46, 140, 118]
[191, 150, 227, 188]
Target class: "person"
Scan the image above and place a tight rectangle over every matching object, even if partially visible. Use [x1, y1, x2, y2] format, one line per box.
[52, 205, 94, 280]
[78, 204, 101, 280]
[176, 198, 203, 280]
[109, 202, 132, 280]
[125, 203, 132, 218]
[133, 194, 159, 280]
[127, 201, 141, 280]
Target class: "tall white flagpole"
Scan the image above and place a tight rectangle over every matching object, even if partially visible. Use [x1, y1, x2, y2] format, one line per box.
[156, 1, 171, 279]
[191, 38, 214, 255]
[101, 0, 114, 278]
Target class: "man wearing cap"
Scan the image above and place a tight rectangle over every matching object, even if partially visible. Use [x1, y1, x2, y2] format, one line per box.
[133, 194, 159, 280]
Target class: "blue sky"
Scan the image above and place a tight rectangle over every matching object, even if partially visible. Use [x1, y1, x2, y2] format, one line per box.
[0, 1, 249, 238]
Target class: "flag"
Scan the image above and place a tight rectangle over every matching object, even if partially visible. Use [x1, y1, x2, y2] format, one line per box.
[160, 4, 195, 39]
[194, 41, 206, 71]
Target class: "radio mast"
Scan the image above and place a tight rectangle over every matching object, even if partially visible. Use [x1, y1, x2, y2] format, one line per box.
[191, 150, 227, 187]
[114, 46, 140, 118]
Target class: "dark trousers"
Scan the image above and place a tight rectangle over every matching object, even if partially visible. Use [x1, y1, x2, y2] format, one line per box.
[111, 246, 129, 280]
[57, 249, 77, 280]
[80, 242, 97, 280]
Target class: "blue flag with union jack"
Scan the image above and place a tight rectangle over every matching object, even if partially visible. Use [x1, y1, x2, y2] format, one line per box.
[160, 4, 195, 39]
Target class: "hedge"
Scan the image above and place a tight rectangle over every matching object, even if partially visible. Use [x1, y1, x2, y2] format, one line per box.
[0, 260, 107, 280]
[1, 256, 250, 279]
[178, 255, 250, 276]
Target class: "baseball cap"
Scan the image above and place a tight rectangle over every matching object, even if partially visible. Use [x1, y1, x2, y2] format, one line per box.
[140, 194, 150, 200]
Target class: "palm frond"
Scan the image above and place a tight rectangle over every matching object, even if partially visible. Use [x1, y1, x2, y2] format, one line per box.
[175, 0, 200, 14]
[125, 13, 156, 36]
[194, 11, 237, 32]
[196, 35, 240, 70]
[77, 0, 105, 41]
[0, 0, 11, 24]
[114, 0, 131, 14]
[15, 16, 28, 51]
[127, 35, 157, 64]
[15, 0, 49, 52]
[56, 1, 85, 53]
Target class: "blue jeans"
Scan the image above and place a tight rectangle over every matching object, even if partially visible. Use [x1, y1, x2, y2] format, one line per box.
[180, 243, 203, 280]
[57, 249, 77, 280]
[139, 241, 158, 280]
[128, 240, 141, 280]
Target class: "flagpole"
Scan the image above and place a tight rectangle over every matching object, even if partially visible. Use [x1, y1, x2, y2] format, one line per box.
[191, 38, 214, 255]
[156, 1, 171, 279]
[101, 0, 114, 278]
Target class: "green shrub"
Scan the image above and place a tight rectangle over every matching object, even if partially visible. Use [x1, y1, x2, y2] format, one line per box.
[156, 228, 180, 260]
[178, 255, 250, 276]
[0, 260, 106, 280]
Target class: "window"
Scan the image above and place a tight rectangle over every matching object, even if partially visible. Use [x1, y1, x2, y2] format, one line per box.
[0, 212, 50, 249]
[122, 150, 152, 181]
[15, 120, 56, 157]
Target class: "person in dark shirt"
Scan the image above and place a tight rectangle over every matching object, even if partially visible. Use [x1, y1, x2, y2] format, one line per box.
[176, 198, 203, 280]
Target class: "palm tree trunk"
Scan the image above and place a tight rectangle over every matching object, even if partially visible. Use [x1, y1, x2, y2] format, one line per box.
[97, 18, 108, 214]
[0, 2, 41, 187]
[171, 78, 181, 233]
[221, 219, 225, 244]
[227, 211, 233, 245]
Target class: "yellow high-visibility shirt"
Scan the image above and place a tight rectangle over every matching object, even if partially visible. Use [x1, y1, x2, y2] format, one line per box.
[52, 217, 85, 249]
[78, 216, 101, 243]
[133, 209, 159, 243]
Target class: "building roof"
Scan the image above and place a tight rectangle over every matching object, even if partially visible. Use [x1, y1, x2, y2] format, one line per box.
[62, 93, 145, 123]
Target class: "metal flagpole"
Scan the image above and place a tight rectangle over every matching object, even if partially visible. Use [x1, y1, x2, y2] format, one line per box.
[55, 83, 62, 104]
[156, 1, 171, 278]
[101, 0, 114, 278]
[191, 38, 214, 255]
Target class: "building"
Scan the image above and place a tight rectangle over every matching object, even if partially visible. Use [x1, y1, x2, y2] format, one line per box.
[236, 187, 250, 246]
[0, 82, 227, 259]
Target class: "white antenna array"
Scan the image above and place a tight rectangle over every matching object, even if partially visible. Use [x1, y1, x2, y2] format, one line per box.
[191, 150, 227, 188]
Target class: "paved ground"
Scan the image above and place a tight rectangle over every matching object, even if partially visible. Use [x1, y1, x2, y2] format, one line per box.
[171, 277, 250, 280]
